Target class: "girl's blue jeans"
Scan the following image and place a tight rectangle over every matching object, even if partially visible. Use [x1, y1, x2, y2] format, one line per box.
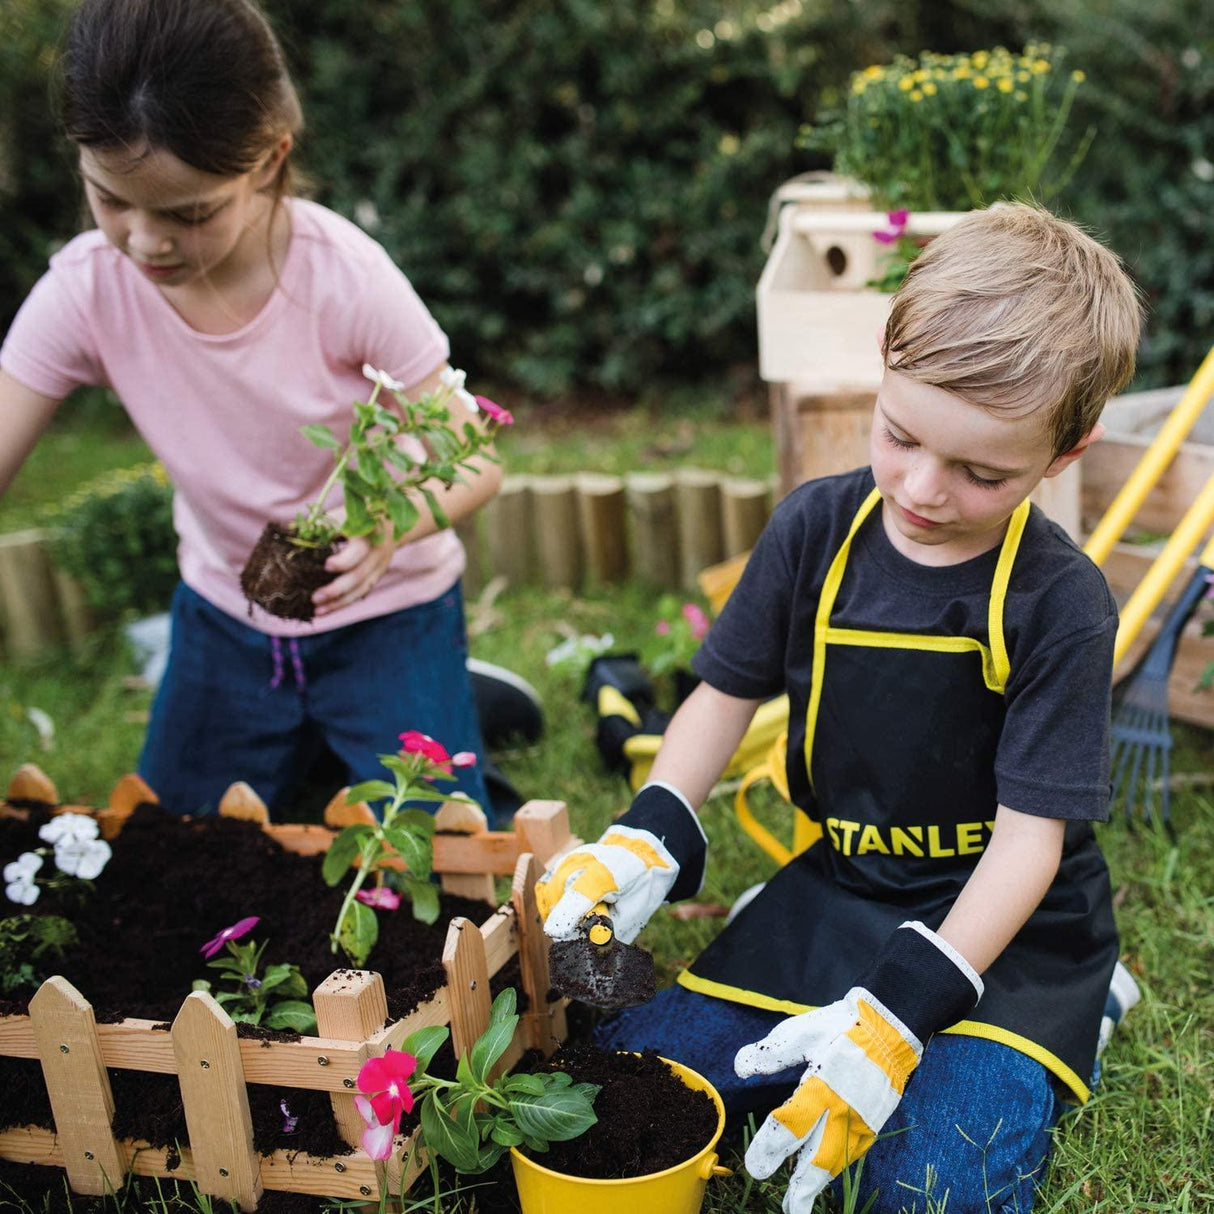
[139, 582, 490, 820]
[596, 983, 1077, 1214]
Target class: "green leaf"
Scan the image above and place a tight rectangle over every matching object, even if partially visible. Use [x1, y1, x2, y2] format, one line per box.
[503, 1073, 546, 1097]
[264, 1000, 318, 1034]
[387, 493, 420, 541]
[383, 825, 431, 878]
[393, 809, 436, 836]
[346, 780, 396, 804]
[489, 1121, 525, 1148]
[420, 486, 450, 530]
[509, 1087, 599, 1144]
[489, 988, 517, 1025]
[322, 825, 373, 886]
[420, 1094, 482, 1174]
[470, 1015, 516, 1084]
[301, 424, 341, 451]
[401, 1024, 449, 1074]
[406, 876, 440, 925]
[338, 899, 378, 967]
[341, 489, 375, 538]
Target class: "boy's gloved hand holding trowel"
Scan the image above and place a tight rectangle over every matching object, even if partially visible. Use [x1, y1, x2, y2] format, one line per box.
[536, 782, 707, 1009]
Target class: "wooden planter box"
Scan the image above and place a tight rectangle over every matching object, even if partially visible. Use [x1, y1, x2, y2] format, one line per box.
[0, 766, 576, 1210]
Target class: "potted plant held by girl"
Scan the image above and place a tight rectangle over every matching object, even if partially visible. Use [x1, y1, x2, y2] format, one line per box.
[241, 366, 512, 620]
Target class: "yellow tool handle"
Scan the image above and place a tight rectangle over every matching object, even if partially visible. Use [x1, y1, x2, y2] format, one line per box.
[1113, 473, 1214, 666]
[1084, 345, 1214, 568]
[586, 902, 614, 948]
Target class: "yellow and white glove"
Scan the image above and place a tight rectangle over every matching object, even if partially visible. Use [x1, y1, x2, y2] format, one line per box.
[536, 782, 707, 944]
[735, 922, 983, 1214]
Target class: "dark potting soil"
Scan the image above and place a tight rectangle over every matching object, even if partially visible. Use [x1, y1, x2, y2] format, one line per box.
[240, 521, 339, 621]
[0, 802, 507, 1166]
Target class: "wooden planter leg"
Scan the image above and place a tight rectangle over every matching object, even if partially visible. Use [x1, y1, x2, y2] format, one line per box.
[172, 991, 262, 1212]
[435, 799, 495, 904]
[30, 977, 126, 1196]
[442, 918, 492, 1062]
[512, 800, 575, 869]
[511, 853, 566, 1056]
[312, 970, 388, 1156]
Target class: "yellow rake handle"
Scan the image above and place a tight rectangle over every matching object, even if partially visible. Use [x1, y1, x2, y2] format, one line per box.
[1113, 475, 1214, 667]
[1085, 345, 1214, 568]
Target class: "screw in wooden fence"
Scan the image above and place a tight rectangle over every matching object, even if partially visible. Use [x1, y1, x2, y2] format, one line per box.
[317, 1055, 330, 1066]
[343, 1078, 354, 1088]
[335, 1162, 347, 1173]
[59, 1044, 69, 1053]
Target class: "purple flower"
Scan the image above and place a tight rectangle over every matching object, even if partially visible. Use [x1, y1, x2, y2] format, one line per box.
[280, 1099, 299, 1134]
[873, 209, 911, 244]
[356, 886, 402, 911]
[200, 916, 260, 960]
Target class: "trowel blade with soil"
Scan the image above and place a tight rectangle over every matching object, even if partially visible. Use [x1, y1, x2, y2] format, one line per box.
[548, 906, 657, 1010]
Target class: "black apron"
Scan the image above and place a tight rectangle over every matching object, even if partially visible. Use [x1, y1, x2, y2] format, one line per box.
[681, 487, 1119, 1101]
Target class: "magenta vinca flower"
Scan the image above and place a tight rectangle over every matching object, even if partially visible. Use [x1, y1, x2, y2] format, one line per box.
[356, 886, 402, 911]
[681, 602, 710, 640]
[355, 1048, 417, 1160]
[200, 915, 260, 959]
[475, 395, 514, 426]
[399, 730, 452, 766]
[873, 209, 911, 244]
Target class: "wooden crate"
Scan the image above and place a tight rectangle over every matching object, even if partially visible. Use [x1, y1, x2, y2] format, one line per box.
[0, 767, 576, 1209]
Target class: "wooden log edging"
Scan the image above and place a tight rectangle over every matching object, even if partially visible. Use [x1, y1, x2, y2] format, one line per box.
[0, 768, 574, 1207]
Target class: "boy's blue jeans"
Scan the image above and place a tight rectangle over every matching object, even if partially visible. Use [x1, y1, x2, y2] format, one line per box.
[139, 582, 490, 820]
[597, 983, 1072, 1214]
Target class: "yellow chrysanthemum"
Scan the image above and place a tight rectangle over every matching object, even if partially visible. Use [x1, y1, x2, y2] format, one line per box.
[996, 77, 1013, 92]
[1072, 69, 1086, 82]
[972, 50, 990, 68]
[973, 75, 990, 89]
[1015, 90, 1027, 101]
[922, 81, 938, 96]
[898, 76, 915, 91]
[1032, 58, 1050, 73]
[909, 90, 923, 101]
[863, 64, 884, 79]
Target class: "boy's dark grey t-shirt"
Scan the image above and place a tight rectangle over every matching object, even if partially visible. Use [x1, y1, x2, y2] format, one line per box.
[693, 467, 1117, 822]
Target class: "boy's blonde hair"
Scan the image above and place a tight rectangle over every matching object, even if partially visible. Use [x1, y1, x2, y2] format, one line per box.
[884, 202, 1142, 457]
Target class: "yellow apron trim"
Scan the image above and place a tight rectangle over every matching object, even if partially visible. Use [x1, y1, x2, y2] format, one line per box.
[804, 487, 883, 792]
[986, 498, 1031, 693]
[804, 488, 1030, 788]
[676, 970, 1091, 1104]
[822, 628, 1002, 693]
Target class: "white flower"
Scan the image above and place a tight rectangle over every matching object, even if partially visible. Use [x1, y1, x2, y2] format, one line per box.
[362, 365, 405, 392]
[545, 632, 616, 668]
[27, 707, 55, 750]
[4, 852, 42, 905]
[54, 838, 112, 881]
[439, 366, 479, 413]
[39, 812, 100, 847]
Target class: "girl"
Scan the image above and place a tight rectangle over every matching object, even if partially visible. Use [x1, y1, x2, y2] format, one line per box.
[0, 0, 500, 819]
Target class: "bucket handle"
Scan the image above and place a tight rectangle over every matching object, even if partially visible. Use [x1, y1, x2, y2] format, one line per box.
[698, 1152, 732, 1180]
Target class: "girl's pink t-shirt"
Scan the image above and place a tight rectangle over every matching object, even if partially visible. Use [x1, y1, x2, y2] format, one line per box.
[1, 198, 466, 635]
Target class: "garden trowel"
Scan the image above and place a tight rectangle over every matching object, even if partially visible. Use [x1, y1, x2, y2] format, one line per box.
[548, 902, 657, 1010]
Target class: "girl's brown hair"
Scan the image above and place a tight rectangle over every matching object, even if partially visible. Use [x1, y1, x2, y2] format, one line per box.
[884, 203, 1142, 457]
[60, 0, 302, 200]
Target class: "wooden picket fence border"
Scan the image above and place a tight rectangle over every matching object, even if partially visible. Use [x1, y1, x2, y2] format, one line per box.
[0, 764, 576, 1209]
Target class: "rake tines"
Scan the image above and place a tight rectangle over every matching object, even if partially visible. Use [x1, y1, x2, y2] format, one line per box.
[1109, 647, 1173, 830]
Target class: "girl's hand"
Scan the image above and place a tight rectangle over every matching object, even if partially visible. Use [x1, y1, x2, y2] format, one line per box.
[313, 520, 394, 617]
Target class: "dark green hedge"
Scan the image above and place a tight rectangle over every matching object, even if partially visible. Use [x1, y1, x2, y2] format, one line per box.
[1, 0, 1208, 396]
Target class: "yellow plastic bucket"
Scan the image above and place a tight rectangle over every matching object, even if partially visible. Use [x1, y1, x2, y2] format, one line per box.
[510, 1057, 730, 1214]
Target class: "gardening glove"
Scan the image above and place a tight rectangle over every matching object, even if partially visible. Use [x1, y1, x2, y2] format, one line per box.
[736, 921, 983, 1214]
[536, 781, 707, 944]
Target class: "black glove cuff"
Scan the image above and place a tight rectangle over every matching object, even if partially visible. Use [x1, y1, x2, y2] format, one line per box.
[615, 783, 707, 902]
[859, 922, 983, 1045]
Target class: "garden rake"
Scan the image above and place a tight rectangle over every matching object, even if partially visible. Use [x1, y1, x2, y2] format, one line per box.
[1108, 476, 1214, 830]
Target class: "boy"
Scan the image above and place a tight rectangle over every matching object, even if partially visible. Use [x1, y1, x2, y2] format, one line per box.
[537, 203, 1142, 1213]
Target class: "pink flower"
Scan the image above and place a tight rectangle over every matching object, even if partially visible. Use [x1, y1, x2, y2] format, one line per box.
[681, 602, 710, 640]
[355, 1048, 417, 1160]
[356, 886, 402, 911]
[450, 751, 477, 768]
[655, 620, 671, 636]
[475, 395, 514, 425]
[873, 209, 911, 245]
[200, 916, 259, 960]
[399, 731, 452, 766]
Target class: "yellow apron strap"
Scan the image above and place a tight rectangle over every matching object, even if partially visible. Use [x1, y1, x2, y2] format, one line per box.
[734, 754, 792, 867]
[986, 498, 1031, 693]
[804, 487, 883, 792]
